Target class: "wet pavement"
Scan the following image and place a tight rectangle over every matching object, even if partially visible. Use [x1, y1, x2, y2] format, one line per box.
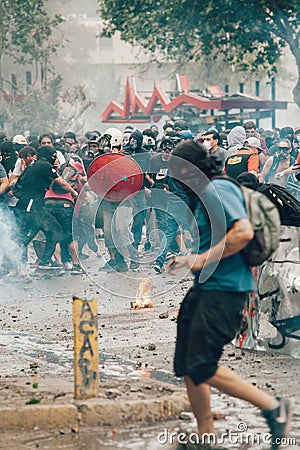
[8, 393, 300, 449]
[0, 329, 182, 386]
[0, 245, 299, 449]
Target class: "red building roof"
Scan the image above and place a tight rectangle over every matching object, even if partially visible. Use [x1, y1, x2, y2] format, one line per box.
[101, 76, 287, 123]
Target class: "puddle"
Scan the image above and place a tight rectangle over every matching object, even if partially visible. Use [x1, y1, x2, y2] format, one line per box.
[0, 330, 182, 385]
[21, 407, 300, 450]
[25, 425, 180, 450]
[2, 331, 299, 449]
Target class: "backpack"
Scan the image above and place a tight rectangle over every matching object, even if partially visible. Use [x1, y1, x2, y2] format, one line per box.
[213, 176, 281, 266]
[13, 164, 32, 199]
[52, 160, 79, 194]
[240, 185, 281, 266]
[258, 183, 300, 227]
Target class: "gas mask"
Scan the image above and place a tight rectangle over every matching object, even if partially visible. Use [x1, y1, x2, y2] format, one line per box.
[162, 146, 174, 160]
[86, 143, 99, 158]
[129, 139, 138, 150]
[277, 146, 290, 160]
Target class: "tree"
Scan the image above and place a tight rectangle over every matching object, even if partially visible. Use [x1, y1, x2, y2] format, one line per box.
[97, 0, 300, 107]
[2, 77, 95, 135]
[0, 0, 64, 87]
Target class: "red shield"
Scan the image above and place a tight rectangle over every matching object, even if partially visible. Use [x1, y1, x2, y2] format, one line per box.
[87, 153, 143, 202]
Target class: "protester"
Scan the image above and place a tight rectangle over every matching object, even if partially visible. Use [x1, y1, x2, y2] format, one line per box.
[259, 138, 295, 185]
[202, 128, 226, 168]
[0, 119, 298, 287]
[14, 145, 78, 268]
[243, 120, 256, 135]
[225, 125, 247, 159]
[225, 135, 261, 179]
[0, 161, 9, 203]
[0, 140, 18, 176]
[125, 129, 151, 250]
[166, 140, 293, 449]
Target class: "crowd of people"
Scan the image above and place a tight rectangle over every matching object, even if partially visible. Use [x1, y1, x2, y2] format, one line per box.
[0, 119, 299, 277]
[0, 120, 298, 448]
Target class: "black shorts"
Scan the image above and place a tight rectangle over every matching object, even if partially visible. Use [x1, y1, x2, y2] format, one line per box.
[174, 287, 247, 385]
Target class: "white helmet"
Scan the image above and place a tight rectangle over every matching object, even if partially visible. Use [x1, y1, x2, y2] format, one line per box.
[104, 128, 123, 147]
[12, 134, 27, 145]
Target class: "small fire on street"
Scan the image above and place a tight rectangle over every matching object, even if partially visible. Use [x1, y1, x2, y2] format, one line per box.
[130, 277, 155, 309]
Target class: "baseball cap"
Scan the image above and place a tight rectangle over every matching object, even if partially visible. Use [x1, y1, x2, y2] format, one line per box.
[63, 131, 77, 142]
[179, 130, 194, 140]
[244, 136, 262, 152]
[294, 126, 300, 134]
[12, 134, 27, 145]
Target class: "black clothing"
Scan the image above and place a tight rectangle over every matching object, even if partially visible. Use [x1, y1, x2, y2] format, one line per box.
[16, 158, 58, 210]
[147, 154, 169, 208]
[174, 287, 247, 385]
[14, 157, 60, 265]
[225, 152, 252, 179]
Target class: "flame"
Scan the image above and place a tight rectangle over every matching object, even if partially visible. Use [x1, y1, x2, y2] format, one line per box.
[131, 277, 155, 309]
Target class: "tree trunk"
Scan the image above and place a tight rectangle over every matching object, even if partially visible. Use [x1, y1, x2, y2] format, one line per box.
[290, 44, 300, 108]
[0, 56, 2, 90]
[292, 70, 300, 109]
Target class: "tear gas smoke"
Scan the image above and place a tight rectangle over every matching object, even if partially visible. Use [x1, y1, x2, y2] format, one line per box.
[0, 207, 23, 277]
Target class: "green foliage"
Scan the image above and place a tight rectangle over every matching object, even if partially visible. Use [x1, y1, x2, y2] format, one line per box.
[26, 398, 40, 404]
[0, 0, 64, 83]
[97, 0, 300, 105]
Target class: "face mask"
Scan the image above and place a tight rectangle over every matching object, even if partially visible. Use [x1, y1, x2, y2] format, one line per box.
[203, 140, 212, 151]
[296, 135, 300, 143]
[51, 154, 58, 165]
[129, 140, 138, 150]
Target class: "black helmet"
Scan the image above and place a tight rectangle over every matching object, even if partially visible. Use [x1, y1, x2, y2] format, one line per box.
[159, 137, 175, 152]
[86, 130, 101, 141]
[174, 119, 188, 132]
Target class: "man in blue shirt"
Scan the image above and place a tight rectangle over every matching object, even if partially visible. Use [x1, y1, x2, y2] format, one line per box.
[167, 141, 293, 450]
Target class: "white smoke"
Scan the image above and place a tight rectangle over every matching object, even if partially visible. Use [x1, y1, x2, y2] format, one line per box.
[0, 207, 23, 277]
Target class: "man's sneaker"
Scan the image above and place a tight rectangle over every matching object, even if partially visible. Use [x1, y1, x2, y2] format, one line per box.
[51, 261, 63, 268]
[98, 260, 117, 272]
[153, 262, 163, 274]
[166, 250, 177, 259]
[64, 261, 73, 270]
[262, 396, 294, 449]
[37, 262, 56, 270]
[130, 261, 140, 270]
[71, 264, 84, 275]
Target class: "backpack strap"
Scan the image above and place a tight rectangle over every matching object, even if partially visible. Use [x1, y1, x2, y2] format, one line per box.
[265, 154, 279, 182]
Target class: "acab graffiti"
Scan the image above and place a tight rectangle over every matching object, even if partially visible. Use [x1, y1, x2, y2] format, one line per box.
[73, 297, 99, 399]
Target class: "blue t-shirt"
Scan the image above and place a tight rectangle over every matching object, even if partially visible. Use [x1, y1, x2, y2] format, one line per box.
[193, 178, 256, 292]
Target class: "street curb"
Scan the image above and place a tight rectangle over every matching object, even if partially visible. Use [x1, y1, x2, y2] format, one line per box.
[0, 392, 190, 431]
